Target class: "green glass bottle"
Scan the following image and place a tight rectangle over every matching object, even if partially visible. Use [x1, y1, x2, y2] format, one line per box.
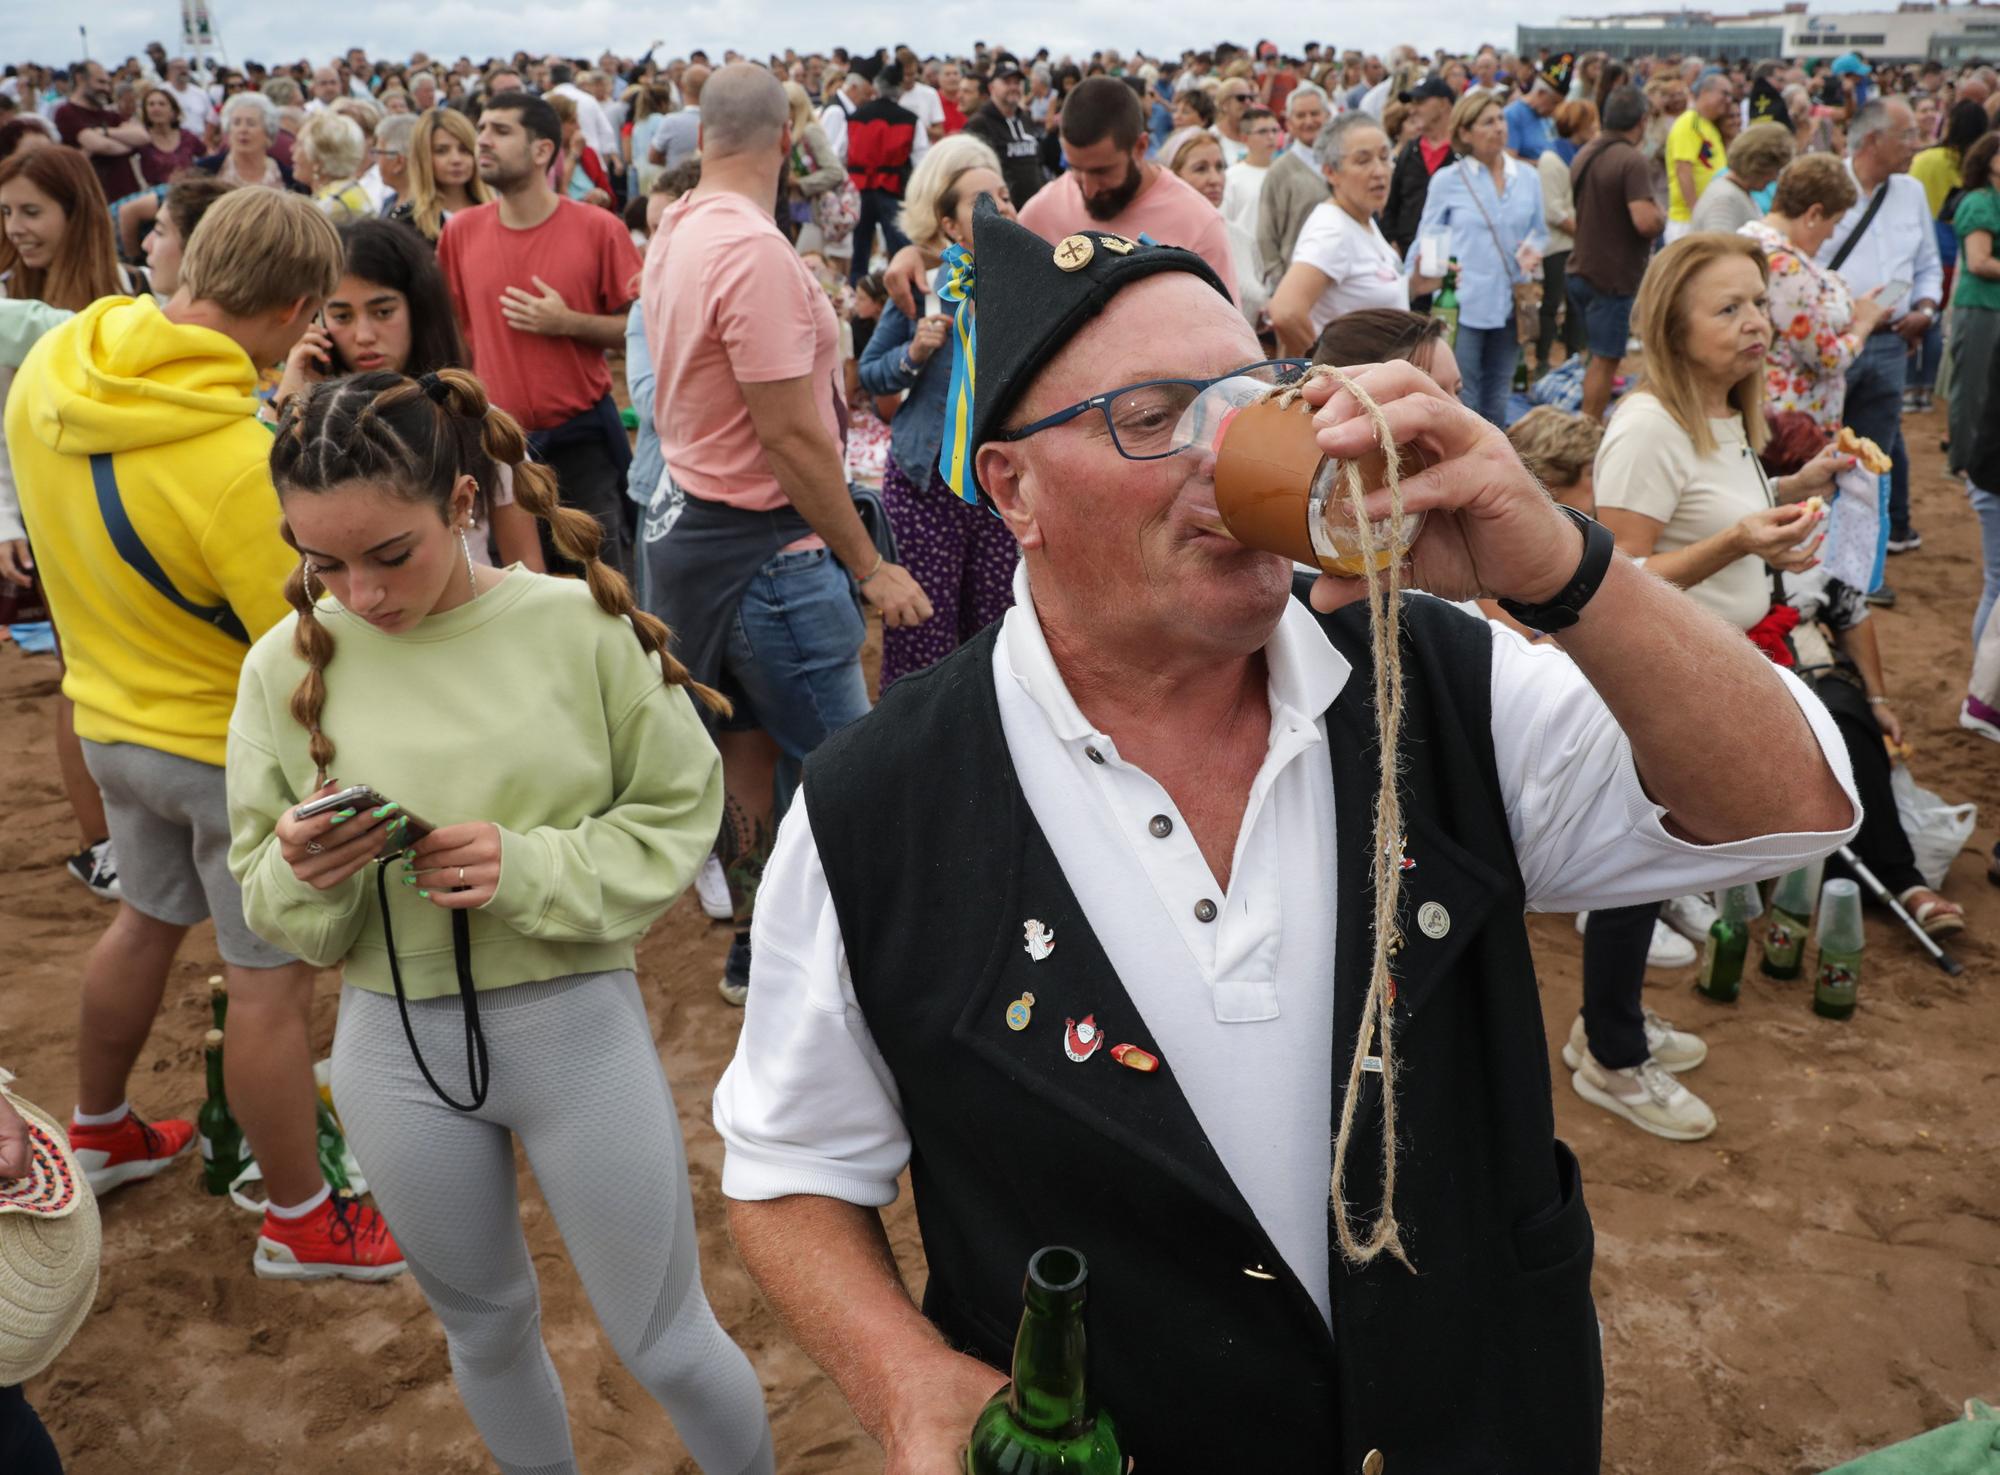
[1512, 356, 1530, 393]
[1695, 885, 1759, 1003]
[965, 1247, 1123, 1475]
[197, 1029, 247, 1197]
[316, 1099, 354, 1194]
[1812, 878, 1863, 1020]
[1759, 867, 1814, 980]
[209, 978, 228, 1031]
[1433, 260, 1460, 348]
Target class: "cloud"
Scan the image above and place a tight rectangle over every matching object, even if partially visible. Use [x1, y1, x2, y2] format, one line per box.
[14, 0, 1909, 70]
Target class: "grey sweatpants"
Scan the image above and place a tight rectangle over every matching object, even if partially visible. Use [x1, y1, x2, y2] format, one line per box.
[331, 972, 774, 1475]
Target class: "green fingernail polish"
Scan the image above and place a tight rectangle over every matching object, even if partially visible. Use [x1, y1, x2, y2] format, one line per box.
[329, 808, 356, 823]
[418, 890, 431, 899]
[372, 802, 400, 818]
[400, 875, 416, 886]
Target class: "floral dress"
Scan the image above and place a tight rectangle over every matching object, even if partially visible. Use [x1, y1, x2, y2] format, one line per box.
[1740, 220, 1865, 432]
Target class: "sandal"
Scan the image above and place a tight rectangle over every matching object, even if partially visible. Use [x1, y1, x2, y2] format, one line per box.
[1898, 886, 1966, 937]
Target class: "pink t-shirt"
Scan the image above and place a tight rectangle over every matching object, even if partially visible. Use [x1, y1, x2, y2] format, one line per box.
[641, 191, 843, 512]
[1017, 166, 1240, 306]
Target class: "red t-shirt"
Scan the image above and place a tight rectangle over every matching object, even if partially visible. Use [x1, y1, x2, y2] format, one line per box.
[1419, 137, 1453, 174]
[436, 197, 642, 432]
[942, 99, 967, 134]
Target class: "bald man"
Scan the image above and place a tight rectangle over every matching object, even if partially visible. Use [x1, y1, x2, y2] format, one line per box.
[639, 64, 929, 1006]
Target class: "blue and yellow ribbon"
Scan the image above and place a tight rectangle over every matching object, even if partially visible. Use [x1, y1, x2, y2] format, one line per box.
[936, 243, 979, 505]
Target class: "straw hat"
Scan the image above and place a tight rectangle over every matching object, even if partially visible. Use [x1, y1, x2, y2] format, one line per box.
[0, 1074, 101, 1387]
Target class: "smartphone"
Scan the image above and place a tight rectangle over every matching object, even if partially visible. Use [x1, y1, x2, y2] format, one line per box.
[295, 785, 435, 859]
[1877, 278, 1912, 305]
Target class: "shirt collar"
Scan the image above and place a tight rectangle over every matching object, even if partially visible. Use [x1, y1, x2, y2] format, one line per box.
[998, 560, 1352, 748]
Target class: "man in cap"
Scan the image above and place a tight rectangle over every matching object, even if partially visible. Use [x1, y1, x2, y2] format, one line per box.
[963, 64, 1047, 207]
[1382, 76, 1458, 258]
[715, 197, 1859, 1469]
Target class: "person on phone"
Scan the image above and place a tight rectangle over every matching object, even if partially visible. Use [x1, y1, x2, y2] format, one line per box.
[640, 65, 930, 1007]
[857, 134, 1020, 687]
[5, 186, 404, 1281]
[1743, 154, 1888, 432]
[272, 217, 544, 570]
[228, 367, 774, 1475]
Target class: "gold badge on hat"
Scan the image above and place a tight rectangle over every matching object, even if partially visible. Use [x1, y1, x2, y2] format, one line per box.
[1098, 235, 1135, 255]
[1053, 234, 1095, 271]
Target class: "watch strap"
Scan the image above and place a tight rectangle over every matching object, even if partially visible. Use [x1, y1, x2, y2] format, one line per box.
[1496, 504, 1616, 634]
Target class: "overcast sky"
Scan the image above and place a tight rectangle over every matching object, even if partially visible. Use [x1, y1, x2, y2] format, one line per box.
[12, 0, 1936, 72]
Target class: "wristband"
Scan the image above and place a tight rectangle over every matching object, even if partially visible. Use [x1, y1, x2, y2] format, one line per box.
[1496, 505, 1617, 635]
[856, 553, 885, 586]
[1868, 696, 1888, 705]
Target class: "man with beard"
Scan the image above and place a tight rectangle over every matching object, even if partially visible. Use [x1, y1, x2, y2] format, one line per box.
[436, 92, 643, 574]
[55, 60, 149, 204]
[963, 64, 1047, 207]
[1018, 76, 1236, 301]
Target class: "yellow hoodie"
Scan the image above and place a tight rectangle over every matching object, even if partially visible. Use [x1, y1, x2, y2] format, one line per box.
[5, 296, 294, 767]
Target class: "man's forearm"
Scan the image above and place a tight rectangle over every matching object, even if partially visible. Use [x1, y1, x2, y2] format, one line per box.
[1554, 557, 1853, 842]
[563, 310, 628, 350]
[729, 1195, 964, 1446]
[1674, 163, 1696, 208]
[761, 426, 880, 574]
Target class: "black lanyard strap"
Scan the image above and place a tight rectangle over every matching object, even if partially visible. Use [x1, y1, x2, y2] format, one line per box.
[375, 863, 490, 1111]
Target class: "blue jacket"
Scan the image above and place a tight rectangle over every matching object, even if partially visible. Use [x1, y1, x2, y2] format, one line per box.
[857, 296, 952, 489]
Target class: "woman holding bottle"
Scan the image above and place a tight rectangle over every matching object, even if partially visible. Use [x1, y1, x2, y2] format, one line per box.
[1405, 91, 1547, 424]
[228, 368, 775, 1475]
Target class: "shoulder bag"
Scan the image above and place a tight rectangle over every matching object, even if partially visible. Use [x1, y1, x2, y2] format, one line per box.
[1458, 159, 1543, 333]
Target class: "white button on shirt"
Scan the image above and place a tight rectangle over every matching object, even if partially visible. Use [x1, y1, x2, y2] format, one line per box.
[714, 567, 1860, 1327]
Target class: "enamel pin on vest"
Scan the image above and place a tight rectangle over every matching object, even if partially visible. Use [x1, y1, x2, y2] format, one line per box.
[1005, 993, 1036, 1031]
[1064, 1015, 1105, 1062]
[1023, 919, 1055, 961]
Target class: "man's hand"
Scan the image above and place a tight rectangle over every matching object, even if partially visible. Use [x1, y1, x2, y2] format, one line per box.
[0, 539, 33, 589]
[1891, 304, 1934, 348]
[500, 276, 576, 337]
[883, 244, 933, 318]
[859, 561, 935, 629]
[880, 1350, 1008, 1475]
[0, 1092, 31, 1180]
[1299, 361, 1586, 609]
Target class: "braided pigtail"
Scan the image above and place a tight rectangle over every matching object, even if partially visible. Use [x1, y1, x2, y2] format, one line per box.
[282, 556, 337, 784]
[435, 368, 732, 718]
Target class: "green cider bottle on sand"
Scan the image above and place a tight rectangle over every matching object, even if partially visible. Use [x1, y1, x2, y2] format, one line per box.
[209, 978, 228, 1031]
[1760, 867, 1815, 980]
[198, 1029, 247, 1197]
[1433, 261, 1461, 348]
[1813, 878, 1864, 1021]
[965, 1247, 1124, 1475]
[1695, 884, 1760, 1004]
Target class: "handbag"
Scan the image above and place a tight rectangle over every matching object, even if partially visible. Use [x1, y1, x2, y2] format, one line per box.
[803, 133, 860, 247]
[1457, 160, 1542, 332]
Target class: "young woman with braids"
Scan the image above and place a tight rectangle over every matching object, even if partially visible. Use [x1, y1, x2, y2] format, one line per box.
[225, 368, 776, 1475]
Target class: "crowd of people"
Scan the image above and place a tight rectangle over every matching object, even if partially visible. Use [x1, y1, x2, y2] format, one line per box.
[0, 27, 1991, 1475]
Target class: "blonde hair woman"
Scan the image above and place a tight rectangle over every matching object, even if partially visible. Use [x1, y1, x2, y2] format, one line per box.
[782, 79, 846, 248]
[855, 134, 1020, 686]
[294, 112, 371, 223]
[392, 109, 490, 242]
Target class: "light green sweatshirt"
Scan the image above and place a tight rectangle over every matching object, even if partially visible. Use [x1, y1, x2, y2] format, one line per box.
[227, 570, 723, 1000]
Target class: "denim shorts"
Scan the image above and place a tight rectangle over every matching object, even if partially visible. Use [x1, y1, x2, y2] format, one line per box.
[718, 546, 870, 773]
[1564, 273, 1634, 361]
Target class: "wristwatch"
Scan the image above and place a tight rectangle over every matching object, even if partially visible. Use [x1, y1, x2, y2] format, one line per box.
[1496, 504, 1617, 634]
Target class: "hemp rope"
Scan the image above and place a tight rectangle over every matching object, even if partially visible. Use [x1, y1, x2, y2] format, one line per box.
[1269, 364, 1414, 1271]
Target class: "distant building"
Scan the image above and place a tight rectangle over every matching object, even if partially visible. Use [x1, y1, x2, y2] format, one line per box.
[1520, 4, 2000, 64]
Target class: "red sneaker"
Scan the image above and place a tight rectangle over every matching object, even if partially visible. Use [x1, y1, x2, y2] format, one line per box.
[255, 1191, 407, 1282]
[67, 1110, 195, 1196]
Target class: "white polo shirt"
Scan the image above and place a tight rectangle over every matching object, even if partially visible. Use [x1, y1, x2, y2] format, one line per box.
[714, 563, 1859, 1326]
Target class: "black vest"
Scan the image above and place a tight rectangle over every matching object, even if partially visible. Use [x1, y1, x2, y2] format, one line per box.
[805, 587, 1604, 1473]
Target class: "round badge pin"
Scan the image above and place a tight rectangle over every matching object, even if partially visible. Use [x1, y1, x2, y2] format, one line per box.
[1005, 992, 1036, 1031]
[1053, 233, 1096, 271]
[1417, 901, 1450, 940]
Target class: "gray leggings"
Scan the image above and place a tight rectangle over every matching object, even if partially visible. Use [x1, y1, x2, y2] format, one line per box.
[331, 972, 775, 1475]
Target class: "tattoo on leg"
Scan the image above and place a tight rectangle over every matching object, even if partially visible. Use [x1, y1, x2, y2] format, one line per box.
[715, 797, 775, 924]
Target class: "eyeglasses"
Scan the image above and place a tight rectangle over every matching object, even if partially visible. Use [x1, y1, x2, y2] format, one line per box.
[1003, 359, 1309, 461]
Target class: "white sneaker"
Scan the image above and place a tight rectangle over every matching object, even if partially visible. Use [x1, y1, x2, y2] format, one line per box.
[1570, 1052, 1717, 1141]
[1659, 892, 1719, 942]
[695, 855, 733, 921]
[1564, 1012, 1707, 1076]
[1573, 913, 1696, 967]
